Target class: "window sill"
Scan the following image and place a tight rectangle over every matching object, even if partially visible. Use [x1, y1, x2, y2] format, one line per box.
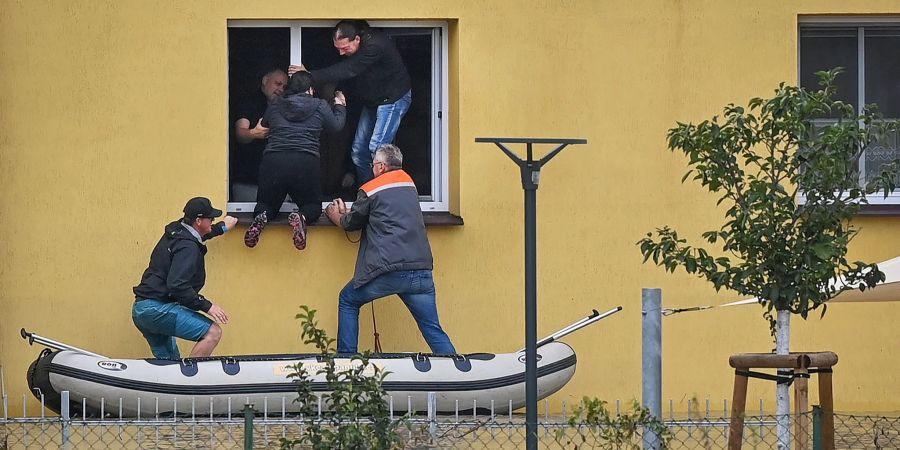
[857, 204, 900, 216]
[230, 211, 464, 227]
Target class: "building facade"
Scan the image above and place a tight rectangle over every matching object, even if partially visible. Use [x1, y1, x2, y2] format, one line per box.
[1, 1, 898, 413]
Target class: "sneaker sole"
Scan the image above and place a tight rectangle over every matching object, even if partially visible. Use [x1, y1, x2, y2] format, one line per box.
[289, 214, 307, 250]
[244, 216, 267, 248]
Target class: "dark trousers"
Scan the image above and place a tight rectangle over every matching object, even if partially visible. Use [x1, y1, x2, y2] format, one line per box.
[254, 151, 322, 222]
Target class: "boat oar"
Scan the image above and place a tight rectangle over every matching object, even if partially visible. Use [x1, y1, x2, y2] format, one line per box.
[523, 306, 623, 351]
[21, 328, 109, 359]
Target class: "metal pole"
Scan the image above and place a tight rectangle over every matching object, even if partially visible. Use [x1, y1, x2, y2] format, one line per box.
[525, 307, 623, 351]
[476, 137, 587, 450]
[20, 329, 108, 358]
[427, 392, 438, 445]
[61, 391, 71, 450]
[243, 403, 255, 450]
[642, 288, 662, 449]
[812, 405, 822, 450]
[524, 161, 538, 450]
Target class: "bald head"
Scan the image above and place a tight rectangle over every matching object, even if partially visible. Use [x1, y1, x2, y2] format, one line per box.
[261, 69, 288, 103]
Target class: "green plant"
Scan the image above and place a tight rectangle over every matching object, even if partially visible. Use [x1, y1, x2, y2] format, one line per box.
[555, 397, 672, 449]
[638, 68, 899, 334]
[279, 306, 409, 450]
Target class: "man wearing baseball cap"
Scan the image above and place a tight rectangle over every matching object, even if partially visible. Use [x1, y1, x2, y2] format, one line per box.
[132, 197, 238, 359]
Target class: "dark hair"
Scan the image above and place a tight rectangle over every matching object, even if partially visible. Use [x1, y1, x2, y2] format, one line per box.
[333, 19, 370, 41]
[284, 71, 314, 96]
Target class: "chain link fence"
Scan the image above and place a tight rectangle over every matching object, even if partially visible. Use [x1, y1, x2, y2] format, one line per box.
[3, 395, 899, 449]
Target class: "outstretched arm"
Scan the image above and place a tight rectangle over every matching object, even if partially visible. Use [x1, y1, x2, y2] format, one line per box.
[235, 118, 269, 144]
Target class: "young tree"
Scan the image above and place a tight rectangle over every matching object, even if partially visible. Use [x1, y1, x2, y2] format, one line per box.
[638, 69, 899, 448]
[280, 306, 409, 450]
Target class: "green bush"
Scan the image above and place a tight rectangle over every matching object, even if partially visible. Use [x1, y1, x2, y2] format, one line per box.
[556, 397, 672, 449]
[279, 306, 409, 450]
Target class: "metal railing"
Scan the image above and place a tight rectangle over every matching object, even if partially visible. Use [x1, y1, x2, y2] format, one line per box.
[2, 392, 899, 449]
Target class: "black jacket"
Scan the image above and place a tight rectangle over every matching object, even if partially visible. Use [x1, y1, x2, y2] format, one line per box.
[133, 220, 226, 311]
[262, 93, 346, 157]
[311, 30, 411, 106]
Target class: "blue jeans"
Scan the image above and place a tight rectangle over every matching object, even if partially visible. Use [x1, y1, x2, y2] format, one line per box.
[351, 90, 412, 185]
[337, 269, 456, 354]
[132, 299, 212, 360]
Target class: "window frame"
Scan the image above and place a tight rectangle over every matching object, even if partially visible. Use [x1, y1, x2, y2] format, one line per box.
[226, 19, 451, 213]
[798, 16, 900, 206]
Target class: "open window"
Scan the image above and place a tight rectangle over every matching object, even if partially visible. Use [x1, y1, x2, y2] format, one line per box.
[799, 18, 900, 207]
[226, 20, 450, 214]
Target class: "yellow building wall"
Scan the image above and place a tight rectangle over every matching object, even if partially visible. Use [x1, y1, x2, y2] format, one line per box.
[1, 1, 899, 414]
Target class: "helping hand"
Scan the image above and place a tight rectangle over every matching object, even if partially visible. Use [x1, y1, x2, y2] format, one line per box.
[251, 118, 269, 139]
[222, 215, 238, 230]
[288, 64, 307, 76]
[334, 90, 347, 106]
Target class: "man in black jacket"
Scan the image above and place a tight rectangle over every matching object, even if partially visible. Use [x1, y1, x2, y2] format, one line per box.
[291, 20, 412, 186]
[132, 197, 237, 359]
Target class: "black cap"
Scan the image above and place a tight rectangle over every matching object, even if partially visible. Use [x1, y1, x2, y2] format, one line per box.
[183, 197, 222, 219]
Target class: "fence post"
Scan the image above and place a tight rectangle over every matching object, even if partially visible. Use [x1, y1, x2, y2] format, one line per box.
[642, 288, 662, 450]
[427, 392, 438, 445]
[243, 403, 255, 450]
[812, 405, 822, 450]
[60, 390, 71, 450]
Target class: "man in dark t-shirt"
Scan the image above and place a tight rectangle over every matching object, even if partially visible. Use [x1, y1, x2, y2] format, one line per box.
[230, 69, 288, 200]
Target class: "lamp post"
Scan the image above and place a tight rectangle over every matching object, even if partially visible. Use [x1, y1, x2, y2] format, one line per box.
[476, 137, 587, 450]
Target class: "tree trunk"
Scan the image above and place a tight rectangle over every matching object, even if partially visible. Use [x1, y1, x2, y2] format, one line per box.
[776, 310, 791, 450]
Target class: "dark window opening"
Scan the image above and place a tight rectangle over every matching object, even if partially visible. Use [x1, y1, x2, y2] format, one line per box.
[227, 27, 290, 202]
[227, 25, 436, 211]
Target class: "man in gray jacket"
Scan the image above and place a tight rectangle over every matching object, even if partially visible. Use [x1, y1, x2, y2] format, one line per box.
[325, 144, 456, 354]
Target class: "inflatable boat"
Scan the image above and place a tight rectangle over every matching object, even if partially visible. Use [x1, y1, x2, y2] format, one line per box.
[24, 308, 620, 417]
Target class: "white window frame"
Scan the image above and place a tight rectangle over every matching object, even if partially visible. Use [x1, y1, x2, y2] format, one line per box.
[226, 19, 450, 213]
[798, 16, 900, 205]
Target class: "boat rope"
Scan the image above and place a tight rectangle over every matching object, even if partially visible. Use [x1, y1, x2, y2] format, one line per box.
[371, 303, 383, 353]
[661, 298, 763, 316]
[660, 306, 713, 316]
[344, 230, 361, 244]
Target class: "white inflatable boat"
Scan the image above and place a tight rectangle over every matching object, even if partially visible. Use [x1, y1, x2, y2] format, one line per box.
[24, 308, 620, 417]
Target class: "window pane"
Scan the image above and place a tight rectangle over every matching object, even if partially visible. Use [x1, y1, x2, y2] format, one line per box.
[302, 27, 435, 200]
[799, 28, 858, 116]
[865, 28, 900, 118]
[864, 125, 900, 185]
[388, 30, 434, 198]
[227, 27, 291, 202]
[301, 27, 358, 201]
[227, 23, 442, 210]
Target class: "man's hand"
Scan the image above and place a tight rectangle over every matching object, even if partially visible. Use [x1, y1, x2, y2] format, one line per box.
[207, 304, 229, 324]
[334, 90, 347, 106]
[334, 198, 349, 215]
[235, 118, 269, 144]
[288, 64, 307, 76]
[250, 118, 269, 139]
[325, 198, 348, 227]
[222, 216, 238, 230]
